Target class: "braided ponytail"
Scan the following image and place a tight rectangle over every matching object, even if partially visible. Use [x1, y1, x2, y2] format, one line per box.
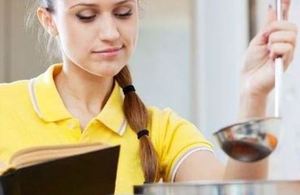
[114, 66, 159, 183]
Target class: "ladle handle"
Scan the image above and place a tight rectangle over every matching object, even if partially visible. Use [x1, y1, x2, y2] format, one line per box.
[274, 0, 283, 118]
[274, 58, 283, 117]
[276, 0, 283, 20]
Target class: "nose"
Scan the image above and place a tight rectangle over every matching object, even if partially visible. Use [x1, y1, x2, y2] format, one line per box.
[98, 14, 120, 42]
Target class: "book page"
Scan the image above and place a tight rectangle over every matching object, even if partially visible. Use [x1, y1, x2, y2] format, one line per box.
[9, 142, 108, 170]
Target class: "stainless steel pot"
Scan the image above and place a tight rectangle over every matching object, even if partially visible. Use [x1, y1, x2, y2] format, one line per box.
[134, 180, 300, 195]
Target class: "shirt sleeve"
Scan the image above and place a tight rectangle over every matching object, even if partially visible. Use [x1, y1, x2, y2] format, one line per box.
[149, 107, 214, 182]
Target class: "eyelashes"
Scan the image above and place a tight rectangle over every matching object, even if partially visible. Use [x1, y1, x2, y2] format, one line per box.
[115, 11, 133, 18]
[76, 11, 133, 23]
[76, 14, 96, 21]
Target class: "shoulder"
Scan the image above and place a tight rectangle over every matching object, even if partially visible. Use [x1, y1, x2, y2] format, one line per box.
[147, 106, 213, 181]
[0, 80, 32, 130]
[147, 106, 210, 147]
[147, 106, 175, 123]
[0, 80, 29, 94]
[148, 106, 181, 122]
[0, 80, 30, 107]
[147, 106, 194, 132]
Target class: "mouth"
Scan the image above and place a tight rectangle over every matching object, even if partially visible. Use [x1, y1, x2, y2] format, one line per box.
[92, 46, 124, 58]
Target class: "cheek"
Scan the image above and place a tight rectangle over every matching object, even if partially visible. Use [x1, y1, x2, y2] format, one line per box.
[58, 19, 95, 56]
[123, 20, 139, 50]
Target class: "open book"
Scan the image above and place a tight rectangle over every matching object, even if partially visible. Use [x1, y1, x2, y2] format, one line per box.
[0, 143, 110, 174]
[0, 143, 120, 195]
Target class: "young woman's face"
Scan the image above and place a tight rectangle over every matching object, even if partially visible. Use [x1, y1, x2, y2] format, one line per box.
[51, 0, 139, 77]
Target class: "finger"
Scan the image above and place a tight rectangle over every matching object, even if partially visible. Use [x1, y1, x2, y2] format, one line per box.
[269, 42, 294, 62]
[270, 53, 293, 72]
[265, 21, 298, 36]
[249, 30, 269, 46]
[251, 21, 297, 46]
[250, 2, 282, 46]
[266, 4, 277, 25]
[269, 31, 297, 47]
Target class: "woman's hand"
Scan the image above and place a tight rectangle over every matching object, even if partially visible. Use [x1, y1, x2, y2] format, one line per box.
[241, 0, 297, 98]
[239, 0, 297, 119]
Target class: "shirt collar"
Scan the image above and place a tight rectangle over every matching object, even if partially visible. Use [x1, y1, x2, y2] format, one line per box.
[29, 64, 127, 136]
[95, 81, 127, 136]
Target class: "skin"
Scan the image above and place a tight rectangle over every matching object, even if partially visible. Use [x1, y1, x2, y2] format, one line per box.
[36, 0, 297, 181]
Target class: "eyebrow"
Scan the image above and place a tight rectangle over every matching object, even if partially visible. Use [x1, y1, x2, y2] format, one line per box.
[70, 0, 134, 9]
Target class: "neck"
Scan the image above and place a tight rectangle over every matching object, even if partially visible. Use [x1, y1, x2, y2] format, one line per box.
[54, 62, 114, 115]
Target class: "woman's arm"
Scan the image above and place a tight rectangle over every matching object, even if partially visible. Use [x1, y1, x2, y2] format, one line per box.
[175, 0, 297, 181]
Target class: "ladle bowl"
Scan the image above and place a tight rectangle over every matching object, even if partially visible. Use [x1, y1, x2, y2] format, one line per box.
[214, 117, 281, 162]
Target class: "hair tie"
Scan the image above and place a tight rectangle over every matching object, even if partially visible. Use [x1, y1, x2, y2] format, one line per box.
[137, 129, 149, 139]
[123, 85, 135, 95]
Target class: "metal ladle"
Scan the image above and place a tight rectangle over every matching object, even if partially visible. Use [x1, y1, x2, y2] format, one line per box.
[214, 0, 284, 162]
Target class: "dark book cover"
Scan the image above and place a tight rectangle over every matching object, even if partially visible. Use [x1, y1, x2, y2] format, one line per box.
[0, 145, 120, 195]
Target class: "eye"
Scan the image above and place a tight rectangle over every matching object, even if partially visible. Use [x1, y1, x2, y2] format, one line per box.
[76, 10, 97, 22]
[114, 7, 132, 19]
[76, 14, 96, 22]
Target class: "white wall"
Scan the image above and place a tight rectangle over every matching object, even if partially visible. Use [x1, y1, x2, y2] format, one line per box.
[0, 0, 51, 82]
[132, 0, 250, 142]
[0, 0, 6, 82]
[9, 0, 47, 81]
[285, 0, 300, 179]
[193, 1, 249, 138]
[130, 0, 193, 120]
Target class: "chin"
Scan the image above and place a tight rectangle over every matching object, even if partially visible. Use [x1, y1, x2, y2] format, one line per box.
[78, 60, 126, 78]
[92, 66, 125, 78]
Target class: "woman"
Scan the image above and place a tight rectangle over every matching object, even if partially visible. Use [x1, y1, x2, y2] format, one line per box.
[0, 0, 297, 193]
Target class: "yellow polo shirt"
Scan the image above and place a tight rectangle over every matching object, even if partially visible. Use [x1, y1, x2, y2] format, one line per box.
[0, 64, 213, 193]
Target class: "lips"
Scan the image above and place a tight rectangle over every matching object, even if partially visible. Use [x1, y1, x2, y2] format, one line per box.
[92, 46, 123, 58]
[93, 46, 123, 53]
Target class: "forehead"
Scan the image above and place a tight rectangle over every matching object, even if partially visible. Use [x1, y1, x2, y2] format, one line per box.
[58, 0, 137, 8]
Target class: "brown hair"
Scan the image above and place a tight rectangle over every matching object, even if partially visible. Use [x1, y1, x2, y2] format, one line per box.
[115, 66, 159, 182]
[31, 0, 160, 183]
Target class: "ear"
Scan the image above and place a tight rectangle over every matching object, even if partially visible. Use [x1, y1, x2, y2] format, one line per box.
[36, 7, 58, 37]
